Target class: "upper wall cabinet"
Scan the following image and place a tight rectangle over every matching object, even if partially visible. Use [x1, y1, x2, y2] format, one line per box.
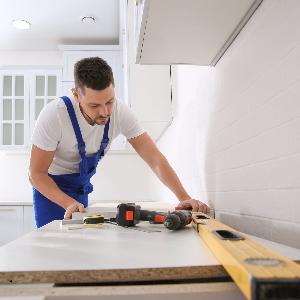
[135, 0, 263, 65]
[58, 45, 124, 101]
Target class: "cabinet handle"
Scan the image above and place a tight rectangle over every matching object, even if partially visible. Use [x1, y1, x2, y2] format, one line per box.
[0, 208, 16, 211]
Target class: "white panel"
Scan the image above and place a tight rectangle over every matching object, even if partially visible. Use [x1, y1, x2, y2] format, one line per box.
[15, 99, 24, 120]
[3, 76, 12, 96]
[29, 69, 62, 140]
[47, 75, 57, 96]
[2, 99, 12, 120]
[35, 75, 45, 96]
[35, 99, 44, 120]
[15, 123, 24, 145]
[2, 123, 12, 145]
[15, 75, 24, 96]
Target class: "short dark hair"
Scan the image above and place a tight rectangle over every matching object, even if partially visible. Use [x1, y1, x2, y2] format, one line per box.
[74, 57, 115, 94]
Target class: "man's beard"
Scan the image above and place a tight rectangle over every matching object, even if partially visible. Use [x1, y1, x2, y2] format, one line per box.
[79, 104, 109, 125]
[94, 116, 109, 125]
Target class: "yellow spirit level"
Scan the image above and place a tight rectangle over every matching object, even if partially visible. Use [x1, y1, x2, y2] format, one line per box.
[192, 212, 300, 300]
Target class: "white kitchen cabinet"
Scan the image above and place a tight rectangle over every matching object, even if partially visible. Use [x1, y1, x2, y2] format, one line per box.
[58, 45, 127, 151]
[0, 69, 62, 149]
[0, 206, 23, 246]
[135, 0, 262, 65]
[59, 45, 124, 101]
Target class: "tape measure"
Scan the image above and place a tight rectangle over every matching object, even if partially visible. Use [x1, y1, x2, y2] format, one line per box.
[192, 212, 300, 300]
[83, 215, 105, 226]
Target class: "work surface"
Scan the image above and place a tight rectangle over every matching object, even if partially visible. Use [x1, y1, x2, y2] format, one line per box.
[1, 221, 219, 271]
[1, 213, 300, 285]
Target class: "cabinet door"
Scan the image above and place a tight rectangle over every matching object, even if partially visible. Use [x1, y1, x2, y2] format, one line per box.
[62, 51, 123, 99]
[23, 205, 36, 233]
[0, 73, 29, 148]
[0, 206, 23, 246]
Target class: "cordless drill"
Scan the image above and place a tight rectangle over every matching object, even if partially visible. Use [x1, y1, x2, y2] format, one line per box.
[163, 210, 192, 230]
[115, 203, 192, 230]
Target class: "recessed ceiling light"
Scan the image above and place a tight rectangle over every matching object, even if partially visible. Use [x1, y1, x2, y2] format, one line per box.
[12, 19, 31, 30]
[81, 16, 96, 24]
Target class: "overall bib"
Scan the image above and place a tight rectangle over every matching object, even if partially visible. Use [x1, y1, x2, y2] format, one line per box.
[33, 96, 110, 228]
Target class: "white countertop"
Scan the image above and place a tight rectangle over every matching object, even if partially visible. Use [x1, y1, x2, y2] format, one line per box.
[0, 201, 299, 276]
[0, 219, 300, 273]
[0, 220, 218, 272]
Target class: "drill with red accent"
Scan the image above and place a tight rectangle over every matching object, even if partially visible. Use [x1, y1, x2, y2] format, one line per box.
[115, 203, 192, 230]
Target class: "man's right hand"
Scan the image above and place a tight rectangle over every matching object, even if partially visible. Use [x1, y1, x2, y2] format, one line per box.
[64, 202, 86, 219]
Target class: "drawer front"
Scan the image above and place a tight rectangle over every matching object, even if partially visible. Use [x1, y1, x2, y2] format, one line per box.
[0, 206, 23, 246]
[23, 205, 36, 233]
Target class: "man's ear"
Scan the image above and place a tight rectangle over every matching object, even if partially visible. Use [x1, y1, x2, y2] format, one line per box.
[72, 88, 80, 103]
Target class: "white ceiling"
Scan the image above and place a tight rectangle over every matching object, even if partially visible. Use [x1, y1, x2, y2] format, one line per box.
[0, 0, 120, 51]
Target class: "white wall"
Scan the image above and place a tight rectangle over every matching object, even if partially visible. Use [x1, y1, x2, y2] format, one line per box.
[158, 0, 300, 248]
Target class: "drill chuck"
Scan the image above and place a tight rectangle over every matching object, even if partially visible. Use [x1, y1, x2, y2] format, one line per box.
[164, 213, 182, 230]
[164, 210, 192, 230]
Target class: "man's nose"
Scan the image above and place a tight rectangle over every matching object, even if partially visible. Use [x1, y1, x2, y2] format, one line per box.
[98, 106, 108, 117]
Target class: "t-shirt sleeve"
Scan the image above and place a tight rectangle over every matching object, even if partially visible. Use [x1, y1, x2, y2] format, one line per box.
[31, 101, 62, 151]
[118, 101, 145, 140]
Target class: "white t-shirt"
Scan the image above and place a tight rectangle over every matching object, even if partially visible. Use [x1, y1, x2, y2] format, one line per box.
[32, 96, 145, 175]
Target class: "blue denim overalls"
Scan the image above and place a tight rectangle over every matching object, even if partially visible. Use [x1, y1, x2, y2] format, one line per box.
[33, 96, 110, 227]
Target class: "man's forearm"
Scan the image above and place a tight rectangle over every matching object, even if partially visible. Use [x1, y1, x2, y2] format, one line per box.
[151, 155, 191, 201]
[29, 173, 76, 209]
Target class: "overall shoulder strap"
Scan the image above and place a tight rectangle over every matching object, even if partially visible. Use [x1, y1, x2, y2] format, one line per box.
[60, 96, 86, 158]
[98, 118, 110, 157]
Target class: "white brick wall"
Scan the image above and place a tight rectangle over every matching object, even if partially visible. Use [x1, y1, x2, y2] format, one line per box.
[158, 0, 300, 248]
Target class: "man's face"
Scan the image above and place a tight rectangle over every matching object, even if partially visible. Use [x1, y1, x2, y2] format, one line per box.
[73, 84, 115, 126]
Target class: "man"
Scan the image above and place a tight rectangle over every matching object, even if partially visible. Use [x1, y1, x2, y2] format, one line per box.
[29, 57, 209, 228]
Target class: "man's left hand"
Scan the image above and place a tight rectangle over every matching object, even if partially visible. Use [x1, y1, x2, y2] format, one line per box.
[175, 199, 210, 214]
